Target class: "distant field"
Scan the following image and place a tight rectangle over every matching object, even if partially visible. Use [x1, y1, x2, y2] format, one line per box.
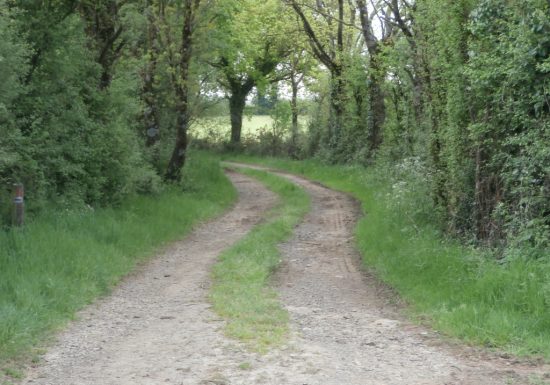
[190, 115, 307, 141]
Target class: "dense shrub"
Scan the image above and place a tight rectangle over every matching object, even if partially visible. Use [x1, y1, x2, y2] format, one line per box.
[0, 4, 158, 223]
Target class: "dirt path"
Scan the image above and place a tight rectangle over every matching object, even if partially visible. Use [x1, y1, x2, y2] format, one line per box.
[223, 163, 548, 385]
[21, 166, 547, 385]
[21, 171, 278, 385]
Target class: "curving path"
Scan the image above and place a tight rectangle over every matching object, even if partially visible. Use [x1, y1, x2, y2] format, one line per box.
[21, 166, 547, 385]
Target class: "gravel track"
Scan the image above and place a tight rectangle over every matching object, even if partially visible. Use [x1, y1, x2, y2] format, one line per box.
[20, 166, 548, 385]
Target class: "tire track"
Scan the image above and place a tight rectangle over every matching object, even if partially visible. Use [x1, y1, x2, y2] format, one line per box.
[19, 164, 548, 385]
[225, 162, 548, 385]
[21, 172, 278, 385]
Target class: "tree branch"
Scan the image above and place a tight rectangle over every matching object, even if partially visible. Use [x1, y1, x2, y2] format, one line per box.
[284, 0, 337, 72]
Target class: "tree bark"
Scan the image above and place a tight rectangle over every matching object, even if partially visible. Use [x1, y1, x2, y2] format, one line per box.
[290, 76, 299, 142]
[165, 0, 200, 182]
[79, 1, 125, 90]
[229, 90, 247, 144]
[143, 0, 160, 147]
[289, 74, 300, 156]
[329, 72, 345, 143]
[356, 0, 389, 154]
[368, 67, 385, 151]
[216, 45, 277, 145]
[288, 0, 345, 140]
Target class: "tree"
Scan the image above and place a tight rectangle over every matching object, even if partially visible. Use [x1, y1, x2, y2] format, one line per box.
[2, 0, 156, 212]
[165, 0, 202, 182]
[280, 47, 314, 156]
[207, 0, 291, 144]
[0, 1, 28, 212]
[285, 0, 347, 143]
[355, 0, 393, 152]
[142, 0, 162, 147]
[79, 0, 128, 89]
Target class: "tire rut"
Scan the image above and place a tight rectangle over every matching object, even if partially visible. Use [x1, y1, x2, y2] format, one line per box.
[21, 171, 278, 385]
[223, 163, 549, 385]
[20, 165, 549, 385]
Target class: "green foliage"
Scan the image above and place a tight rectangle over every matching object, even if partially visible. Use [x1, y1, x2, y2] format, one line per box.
[466, 0, 550, 253]
[0, 2, 162, 223]
[206, 0, 289, 77]
[0, 3, 27, 122]
[0, 151, 236, 361]
[210, 167, 309, 351]
[253, 85, 279, 115]
[379, 0, 549, 253]
[0, 2, 29, 221]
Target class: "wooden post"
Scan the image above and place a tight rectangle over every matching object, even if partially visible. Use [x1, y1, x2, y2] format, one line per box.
[13, 183, 24, 226]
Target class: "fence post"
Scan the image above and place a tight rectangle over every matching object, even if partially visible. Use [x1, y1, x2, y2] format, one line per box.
[13, 183, 24, 226]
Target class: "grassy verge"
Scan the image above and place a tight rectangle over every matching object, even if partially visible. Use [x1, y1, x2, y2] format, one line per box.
[0, 152, 236, 368]
[210, 167, 309, 352]
[224, 154, 550, 359]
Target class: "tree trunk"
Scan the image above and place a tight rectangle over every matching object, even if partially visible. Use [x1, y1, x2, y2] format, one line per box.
[229, 90, 247, 144]
[165, 104, 189, 181]
[368, 70, 385, 152]
[79, 1, 124, 90]
[288, 0, 345, 143]
[143, 66, 160, 147]
[165, 0, 198, 182]
[356, 0, 389, 155]
[329, 71, 344, 143]
[143, 2, 160, 147]
[290, 76, 299, 155]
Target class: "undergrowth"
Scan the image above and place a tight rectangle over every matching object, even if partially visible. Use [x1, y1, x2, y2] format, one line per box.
[225, 154, 550, 360]
[210, 167, 309, 352]
[0, 151, 236, 366]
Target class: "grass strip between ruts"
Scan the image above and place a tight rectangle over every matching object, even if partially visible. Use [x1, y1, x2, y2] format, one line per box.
[210, 166, 310, 352]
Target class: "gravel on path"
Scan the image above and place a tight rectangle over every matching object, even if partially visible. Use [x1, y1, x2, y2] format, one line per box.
[20, 166, 549, 385]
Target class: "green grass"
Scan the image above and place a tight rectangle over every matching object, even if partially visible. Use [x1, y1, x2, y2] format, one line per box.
[210, 167, 309, 352]
[224, 154, 550, 359]
[191, 116, 275, 141]
[1, 369, 21, 380]
[0, 152, 237, 367]
[191, 115, 309, 142]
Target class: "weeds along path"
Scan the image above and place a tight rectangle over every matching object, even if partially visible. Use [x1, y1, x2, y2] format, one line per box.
[21, 165, 546, 385]
[223, 163, 547, 385]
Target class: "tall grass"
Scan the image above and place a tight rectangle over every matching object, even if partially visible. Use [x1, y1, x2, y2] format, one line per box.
[210, 167, 309, 352]
[0, 152, 236, 362]
[225, 154, 550, 359]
